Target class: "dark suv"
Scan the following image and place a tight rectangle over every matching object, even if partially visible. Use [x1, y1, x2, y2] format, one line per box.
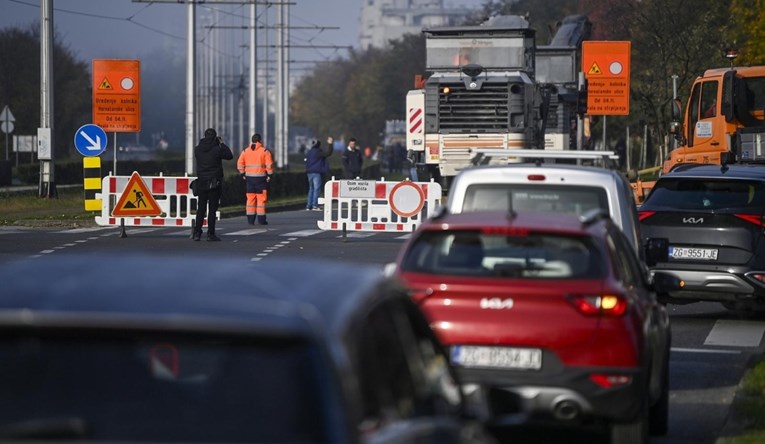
[639, 164, 765, 309]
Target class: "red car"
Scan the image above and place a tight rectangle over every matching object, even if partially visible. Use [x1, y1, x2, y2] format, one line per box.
[393, 210, 681, 443]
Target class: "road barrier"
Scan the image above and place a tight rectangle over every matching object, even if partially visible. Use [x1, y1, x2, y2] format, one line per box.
[317, 178, 442, 234]
[94, 172, 217, 230]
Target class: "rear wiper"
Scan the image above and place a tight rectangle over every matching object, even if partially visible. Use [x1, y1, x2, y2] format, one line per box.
[0, 417, 89, 440]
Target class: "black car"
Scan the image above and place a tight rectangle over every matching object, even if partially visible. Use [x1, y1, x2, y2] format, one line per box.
[0, 255, 493, 443]
[639, 164, 765, 309]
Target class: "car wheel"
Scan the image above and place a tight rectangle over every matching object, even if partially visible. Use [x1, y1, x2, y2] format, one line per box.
[610, 398, 649, 444]
[649, 354, 670, 436]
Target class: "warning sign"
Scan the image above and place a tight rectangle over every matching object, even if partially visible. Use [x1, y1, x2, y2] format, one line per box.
[98, 77, 113, 90]
[112, 172, 161, 217]
[582, 41, 630, 116]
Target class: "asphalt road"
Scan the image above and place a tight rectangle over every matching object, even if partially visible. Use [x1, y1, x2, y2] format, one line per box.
[1, 209, 763, 443]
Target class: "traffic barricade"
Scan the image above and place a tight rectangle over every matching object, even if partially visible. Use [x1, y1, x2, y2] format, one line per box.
[317, 178, 442, 236]
[94, 172, 217, 235]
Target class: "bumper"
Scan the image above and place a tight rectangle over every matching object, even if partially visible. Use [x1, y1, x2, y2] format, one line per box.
[651, 267, 758, 302]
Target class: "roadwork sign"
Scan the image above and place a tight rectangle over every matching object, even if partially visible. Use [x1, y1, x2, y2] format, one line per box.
[582, 41, 630, 115]
[112, 171, 161, 217]
[92, 59, 141, 132]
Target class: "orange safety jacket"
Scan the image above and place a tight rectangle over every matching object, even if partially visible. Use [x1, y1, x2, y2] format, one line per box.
[238, 143, 274, 193]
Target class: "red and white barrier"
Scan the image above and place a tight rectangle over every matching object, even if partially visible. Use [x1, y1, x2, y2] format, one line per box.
[317, 178, 442, 232]
[94, 173, 218, 227]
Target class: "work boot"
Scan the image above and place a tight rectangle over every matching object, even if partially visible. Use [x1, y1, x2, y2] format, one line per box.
[257, 215, 268, 225]
[207, 233, 221, 242]
[247, 215, 256, 225]
[192, 231, 202, 241]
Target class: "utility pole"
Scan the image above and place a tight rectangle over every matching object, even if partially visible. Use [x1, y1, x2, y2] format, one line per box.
[185, 1, 196, 174]
[249, 2, 257, 141]
[38, 0, 56, 198]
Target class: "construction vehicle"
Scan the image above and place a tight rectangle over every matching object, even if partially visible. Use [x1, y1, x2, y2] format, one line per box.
[405, 14, 590, 183]
[631, 52, 765, 202]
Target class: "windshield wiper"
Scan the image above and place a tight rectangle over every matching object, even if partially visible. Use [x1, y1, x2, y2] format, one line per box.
[0, 417, 89, 440]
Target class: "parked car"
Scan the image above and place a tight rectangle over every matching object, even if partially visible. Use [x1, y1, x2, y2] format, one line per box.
[392, 210, 681, 443]
[445, 151, 643, 258]
[0, 254, 494, 444]
[639, 163, 765, 309]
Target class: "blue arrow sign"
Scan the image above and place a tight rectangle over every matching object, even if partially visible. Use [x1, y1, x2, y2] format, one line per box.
[74, 124, 107, 157]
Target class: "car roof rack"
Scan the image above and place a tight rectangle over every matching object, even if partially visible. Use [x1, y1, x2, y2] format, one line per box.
[470, 149, 620, 169]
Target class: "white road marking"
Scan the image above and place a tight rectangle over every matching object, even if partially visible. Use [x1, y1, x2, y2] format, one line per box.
[250, 257, 263, 261]
[124, 228, 163, 234]
[704, 320, 765, 347]
[55, 227, 112, 234]
[40, 250, 55, 254]
[224, 228, 268, 236]
[337, 232, 376, 238]
[396, 234, 411, 240]
[282, 230, 323, 237]
[63, 243, 77, 247]
[671, 347, 741, 354]
[74, 240, 88, 243]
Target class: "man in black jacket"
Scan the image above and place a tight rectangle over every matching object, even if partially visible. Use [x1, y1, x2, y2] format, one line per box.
[193, 128, 233, 241]
[341, 137, 363, 179]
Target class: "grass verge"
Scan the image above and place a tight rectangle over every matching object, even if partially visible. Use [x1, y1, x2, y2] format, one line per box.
[718, 358, 765, 443]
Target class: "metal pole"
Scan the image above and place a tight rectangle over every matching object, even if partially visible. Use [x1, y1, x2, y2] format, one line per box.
[626, 125, 630, 170]
[39, 0, 55, 198]
[113, 132, 117, 174]
[672, 74, 679, 151]
[185, 1, 196, 174]
[283, 3, 290, 168]
[249, 2, 257, 140]
[602, 115, 606, 151]
[263, 7, 269, 150]
[576, 72, 584, 151]
[275, 4, 283, 165]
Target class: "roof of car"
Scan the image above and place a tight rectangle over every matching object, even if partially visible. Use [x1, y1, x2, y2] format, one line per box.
[0, 255, 393, 338]
[423, 210, 607, 236]
[662, 164, 765, 180]
[457, 162, 622, 177]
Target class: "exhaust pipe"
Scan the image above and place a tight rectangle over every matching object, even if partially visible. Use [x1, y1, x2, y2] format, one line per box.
[552, 399, 581, 421]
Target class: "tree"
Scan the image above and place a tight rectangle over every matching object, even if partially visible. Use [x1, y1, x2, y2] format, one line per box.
[729, 0, 765, 65]
[0, 24, 90, 160]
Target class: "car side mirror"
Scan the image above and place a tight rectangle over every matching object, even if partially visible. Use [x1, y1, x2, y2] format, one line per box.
[651, 271, 684, 293]
[645, 238, 668, 267]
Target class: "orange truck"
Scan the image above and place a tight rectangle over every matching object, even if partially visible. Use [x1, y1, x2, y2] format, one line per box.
[632, 63, 765, 202]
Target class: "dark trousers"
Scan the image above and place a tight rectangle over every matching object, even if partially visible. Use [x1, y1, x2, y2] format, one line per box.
[195, 186, 222, 235]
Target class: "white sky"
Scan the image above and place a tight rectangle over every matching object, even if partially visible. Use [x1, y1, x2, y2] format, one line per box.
[0, 0, 362, 63]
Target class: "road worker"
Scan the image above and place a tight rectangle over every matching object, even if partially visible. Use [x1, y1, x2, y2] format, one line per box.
[237, 133, 274, 225]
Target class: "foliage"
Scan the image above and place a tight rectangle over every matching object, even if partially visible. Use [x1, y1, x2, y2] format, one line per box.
[0, 25, 90, 161]
[729, 0, 765, 65]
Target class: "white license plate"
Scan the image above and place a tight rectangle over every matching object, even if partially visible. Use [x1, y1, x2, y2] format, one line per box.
[669, 246, 718, 261]
[451, 346, 542, 370]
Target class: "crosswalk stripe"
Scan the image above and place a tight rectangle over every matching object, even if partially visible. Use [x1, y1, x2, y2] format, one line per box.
[704, 320, 765, 347]
[338, 232, 376, 238]
[224, 228, 268, 236]
[282, 230, 323, 237]
[55, 227, 113, 234]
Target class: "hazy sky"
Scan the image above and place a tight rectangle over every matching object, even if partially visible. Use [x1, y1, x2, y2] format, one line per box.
[0, 0, 362, 64]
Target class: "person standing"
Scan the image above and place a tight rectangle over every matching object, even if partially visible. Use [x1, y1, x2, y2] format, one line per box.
[238, 133, 274, 225]
[304, 136, 334, 211]
[342, 137, 363, 179]
[193, 128, 233, 242]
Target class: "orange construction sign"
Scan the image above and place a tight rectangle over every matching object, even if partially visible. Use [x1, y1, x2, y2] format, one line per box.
[582, 41, 630, 115]
[112, 172, 161, 217]
[92, 59, 141, 132]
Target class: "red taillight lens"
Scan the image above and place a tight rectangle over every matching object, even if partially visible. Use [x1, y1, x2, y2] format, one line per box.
[638, 211, 656, 221]
[590, 374, 632, 388]
[735, 214, 765, 227]
[567, 294, 628, 317]
[527, 174, 546, 181]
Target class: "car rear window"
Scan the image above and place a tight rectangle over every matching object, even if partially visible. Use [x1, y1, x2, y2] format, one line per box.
[462, 184, 609, 216]
[401, 229, 604, 279]
[0, 334, 330, 442]
[645, 178, 765, 212]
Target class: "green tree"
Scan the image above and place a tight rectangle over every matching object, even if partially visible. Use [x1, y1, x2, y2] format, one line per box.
[0, 24, 90, 160]
[729, 0, 765, 65]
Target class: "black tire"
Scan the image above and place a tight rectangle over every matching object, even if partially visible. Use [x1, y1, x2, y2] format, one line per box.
[610, 396, 649, 444]
[650, 353, 670, 435]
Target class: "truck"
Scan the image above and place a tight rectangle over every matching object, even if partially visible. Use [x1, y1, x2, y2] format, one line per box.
[405, 15, 590, 183]
[630, 53, 765, 202]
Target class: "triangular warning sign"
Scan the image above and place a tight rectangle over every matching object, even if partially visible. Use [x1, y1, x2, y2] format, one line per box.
[98, 77, 113, 90]
[588, 62, 603, 75]
[112, 172, 162, 217]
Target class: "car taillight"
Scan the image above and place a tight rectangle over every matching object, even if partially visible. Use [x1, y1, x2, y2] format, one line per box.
[527, 174, 546, 181]
[590, 374, 632, 388]
[735, 214, 765, 227]
[567, 294, 628, 317]
[638, 211, 656, 221]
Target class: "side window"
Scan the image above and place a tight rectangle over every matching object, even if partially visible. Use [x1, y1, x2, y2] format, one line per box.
[612, 229, 646, 289]
[687, 83, 701, 146]
[700, 81, 719, 119]
[606, 231, 635, 287]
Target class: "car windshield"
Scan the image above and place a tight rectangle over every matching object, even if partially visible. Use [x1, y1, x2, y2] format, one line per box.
[646, 178, 765, 212]
[0, 334, 330, 442]
[462, 184, 609, 215]
[401, 229, 604, 279]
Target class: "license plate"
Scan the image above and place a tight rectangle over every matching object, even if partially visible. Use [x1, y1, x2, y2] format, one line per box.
[669, 246, 718, 261]
[451, 345, 542, 370]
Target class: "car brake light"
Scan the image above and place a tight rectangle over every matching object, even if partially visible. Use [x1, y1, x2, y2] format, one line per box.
[527, 174, 546, 181]
[590, 374, 632, 388]
[567, 294, 628, 317]
[735, 214, 765, 227]
[638, 211, 656, 221]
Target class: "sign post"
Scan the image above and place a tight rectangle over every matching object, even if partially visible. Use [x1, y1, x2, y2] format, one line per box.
[0, 105, 15, 160]
[582, 41, 631, 116]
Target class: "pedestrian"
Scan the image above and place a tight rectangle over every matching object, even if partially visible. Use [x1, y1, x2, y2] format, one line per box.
[342, 137, 363, 179]
[304, 137, 333, 211]
[238, 133, 274, 225]
[193, 128, 233, 242]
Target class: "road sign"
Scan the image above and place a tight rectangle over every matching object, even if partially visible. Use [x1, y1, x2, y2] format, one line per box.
[0, 121, 13, 134]
[92, 59, 141, 132]
[74, 124, 108, 157]
[582, 41, 631, 115]
[0, 106, 15, 124]
[112, 171, 161, 217]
